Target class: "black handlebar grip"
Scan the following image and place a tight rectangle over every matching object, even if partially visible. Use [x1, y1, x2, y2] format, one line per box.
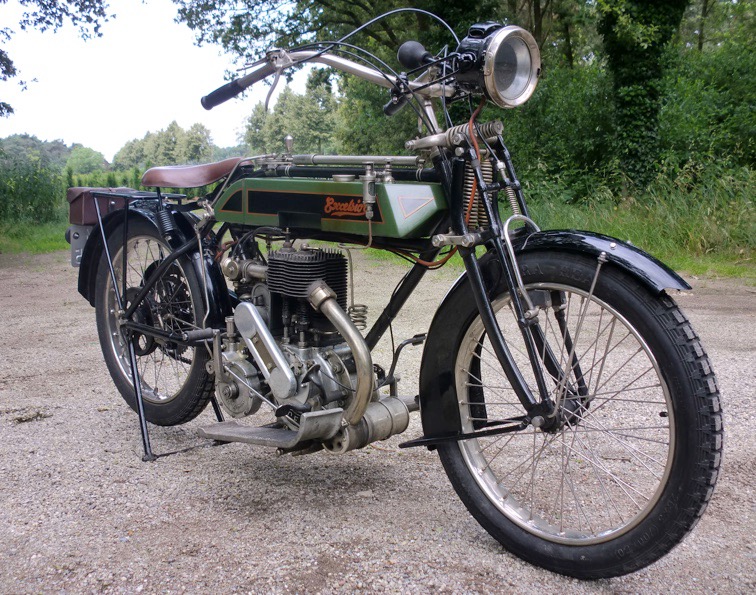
[383, 93, 409, 116]
[201, 79, 244, 110]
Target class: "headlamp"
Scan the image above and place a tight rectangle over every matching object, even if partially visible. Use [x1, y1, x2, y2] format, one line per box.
[455, 22, 541, 108]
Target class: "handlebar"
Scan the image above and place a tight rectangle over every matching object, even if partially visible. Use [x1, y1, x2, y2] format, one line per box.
[383, 93, 410, 116]
[201, 61, 277, 110]
[201, 79, 245, 110]
[201, 49, 453, 110]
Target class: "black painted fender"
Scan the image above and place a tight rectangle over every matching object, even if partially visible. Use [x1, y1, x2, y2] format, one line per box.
[78, 206, 158, 305]
[519, 229, 690, 293]
[77, 205, 231, 326]
[417, 229, 691, 443]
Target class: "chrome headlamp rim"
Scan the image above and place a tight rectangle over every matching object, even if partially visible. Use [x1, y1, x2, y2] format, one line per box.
[483, 26, 540, 109]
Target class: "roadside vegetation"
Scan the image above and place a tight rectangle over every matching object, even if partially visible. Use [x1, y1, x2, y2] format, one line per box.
[1, 1, 752, 277]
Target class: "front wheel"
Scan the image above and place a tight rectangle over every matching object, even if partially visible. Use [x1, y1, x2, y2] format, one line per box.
[434, 251, 722, 578]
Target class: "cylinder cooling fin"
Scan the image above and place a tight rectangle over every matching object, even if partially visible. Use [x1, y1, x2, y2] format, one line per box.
[267, 249, 348, 311]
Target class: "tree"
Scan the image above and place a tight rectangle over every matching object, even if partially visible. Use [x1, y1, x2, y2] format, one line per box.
[334, 75, 416, 155]
[243, 71, 338, 155]
[178, 123, 213, 163]
[678, 0, 751, 52]
[598, 0, 690, 185]
[212, 143, 247, 160]
[173, 1, 504, 63]
[244, 102, 270, 154]
[2, 0, 111, 116]
[113, 138, 147, 170]
[66, 146, 106, 174]
[112, 121, 215, 170]
[145, 120, 184, 165]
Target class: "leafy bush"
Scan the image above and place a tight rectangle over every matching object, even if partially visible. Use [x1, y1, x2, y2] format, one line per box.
[661, 40, 755, 168]
[0, 147, 65, 223]
[496, 64, 616, 201]
[523, 158, 754, 264]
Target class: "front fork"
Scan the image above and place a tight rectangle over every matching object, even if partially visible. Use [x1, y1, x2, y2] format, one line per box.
[448, 153, 578, 423]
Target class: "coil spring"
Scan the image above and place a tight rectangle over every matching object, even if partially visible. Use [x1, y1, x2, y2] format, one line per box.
[348, 303, 368, 331]
[464, 161, 494, 229]
[156, 208, 177, 237]
[340, 247, 368, 331]
[506, 185, 521, 216]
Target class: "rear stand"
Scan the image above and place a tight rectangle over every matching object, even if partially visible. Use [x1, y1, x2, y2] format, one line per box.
[91, 191, 224, 461]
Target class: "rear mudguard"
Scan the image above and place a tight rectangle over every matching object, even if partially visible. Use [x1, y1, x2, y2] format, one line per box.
[76, 203, 231, 326]
[417, 229, 691, 442]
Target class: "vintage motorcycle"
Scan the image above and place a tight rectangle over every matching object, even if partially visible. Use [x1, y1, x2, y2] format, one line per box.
[66, 9, 722, 579]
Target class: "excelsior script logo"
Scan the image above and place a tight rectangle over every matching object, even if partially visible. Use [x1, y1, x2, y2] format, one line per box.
[324, 196, 366, 218]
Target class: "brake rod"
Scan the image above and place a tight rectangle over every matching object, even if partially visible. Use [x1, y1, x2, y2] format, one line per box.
[398, 417, 529, 449]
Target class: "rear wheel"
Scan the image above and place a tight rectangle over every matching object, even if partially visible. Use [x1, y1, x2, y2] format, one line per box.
[95, 220, 213, 426]
[435, 251, 722, 578]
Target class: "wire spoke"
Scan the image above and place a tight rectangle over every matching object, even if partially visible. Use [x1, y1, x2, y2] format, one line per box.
[106, 236, 197, 404]
[456, 279, 673, 544]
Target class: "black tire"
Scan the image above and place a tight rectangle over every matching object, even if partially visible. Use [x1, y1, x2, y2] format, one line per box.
[434, 251, 722, 579]
[95, 219, 213, 426]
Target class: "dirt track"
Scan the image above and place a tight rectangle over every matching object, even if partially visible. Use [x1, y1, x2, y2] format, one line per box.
[0, 250, 754, 593]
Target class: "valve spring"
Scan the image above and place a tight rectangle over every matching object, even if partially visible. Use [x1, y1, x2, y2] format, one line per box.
[298, 301, 311, 327]
[348, 303, 368, 331]
[464, 161, 493, 229]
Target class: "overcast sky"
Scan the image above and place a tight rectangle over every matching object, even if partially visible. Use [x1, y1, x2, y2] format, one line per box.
[1, 0, 307, 160]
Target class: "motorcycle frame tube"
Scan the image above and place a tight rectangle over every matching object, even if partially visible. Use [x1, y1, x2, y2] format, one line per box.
[364, 247, 441, 351]
[273, 165, 441, 183]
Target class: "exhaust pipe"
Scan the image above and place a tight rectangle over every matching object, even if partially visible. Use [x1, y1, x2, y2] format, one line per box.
[308, 281, 373, 426]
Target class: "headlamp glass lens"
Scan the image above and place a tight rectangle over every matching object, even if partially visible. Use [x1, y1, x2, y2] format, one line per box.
[494, 36, 532, 102]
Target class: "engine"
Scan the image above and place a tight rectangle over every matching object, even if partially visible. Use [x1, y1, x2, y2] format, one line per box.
[266, 248, 349, 342]
[216, 241, 409, 453]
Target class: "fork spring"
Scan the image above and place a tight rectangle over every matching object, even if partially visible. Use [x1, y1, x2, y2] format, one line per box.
[464, 161, 493, 229]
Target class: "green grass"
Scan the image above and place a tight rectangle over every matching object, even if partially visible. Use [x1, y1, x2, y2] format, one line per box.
[528, 196, 753, 279]
[513, 161, 755, 279]
[0, 220, 70, 255]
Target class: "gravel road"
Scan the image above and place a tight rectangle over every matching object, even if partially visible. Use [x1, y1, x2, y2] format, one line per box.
[0, 250, 754, 594]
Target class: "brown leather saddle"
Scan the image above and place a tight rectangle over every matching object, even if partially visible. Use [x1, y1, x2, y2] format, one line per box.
[141, 156, 243, 188]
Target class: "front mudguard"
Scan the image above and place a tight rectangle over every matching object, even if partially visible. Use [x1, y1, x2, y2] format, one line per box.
[417, 229, 690, 443]
[518, 229, 690, 293]
[76, 203, 231, 326]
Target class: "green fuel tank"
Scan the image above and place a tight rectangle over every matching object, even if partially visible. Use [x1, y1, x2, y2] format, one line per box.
[214, 177, 447, 239]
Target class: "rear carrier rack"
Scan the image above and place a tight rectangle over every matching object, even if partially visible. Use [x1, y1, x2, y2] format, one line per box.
[65, 187, 187, 267]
